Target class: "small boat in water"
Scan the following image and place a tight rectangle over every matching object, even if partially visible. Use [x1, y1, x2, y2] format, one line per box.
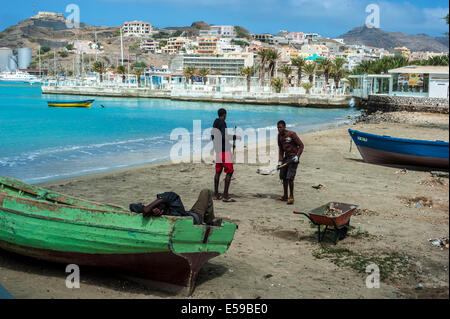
[47, 100, 95, 108]
[348, 129, 449, 169]
[0, 176, 237, 295]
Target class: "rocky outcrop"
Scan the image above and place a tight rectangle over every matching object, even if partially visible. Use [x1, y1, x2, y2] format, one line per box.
[358, 95, 449, 114]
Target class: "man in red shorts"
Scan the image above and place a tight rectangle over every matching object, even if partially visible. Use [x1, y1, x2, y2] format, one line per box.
[211, 108, 239, 202]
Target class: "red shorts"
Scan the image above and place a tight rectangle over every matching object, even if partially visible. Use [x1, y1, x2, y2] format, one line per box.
[215, 152, 234, 174]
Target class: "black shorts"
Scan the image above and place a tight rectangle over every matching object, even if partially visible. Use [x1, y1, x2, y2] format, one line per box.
[279, 158, 299, 180]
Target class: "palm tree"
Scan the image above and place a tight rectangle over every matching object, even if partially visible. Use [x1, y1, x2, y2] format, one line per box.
[270, 77, 283, 93]
[330, 58, 346, 89]
[301, 83, 313, 94]
[257, 48, 269, 86]
[133, 67, 143, 86]
[183, 66, 197, 85]
[92, 61, 106, 82]
[116, 65, 126, 83]
[198, 68, 211, 85]
[303, 62, 317, 84]
[291, 56, 306, 87]
[279, 65, 293, 86]
[240, 66, 255, 92]
[266, 49, 280, 81]
[317, 57, 332, 85]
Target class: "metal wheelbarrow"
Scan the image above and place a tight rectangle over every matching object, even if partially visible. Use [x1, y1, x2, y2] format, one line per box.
[294, 202, 358, 244]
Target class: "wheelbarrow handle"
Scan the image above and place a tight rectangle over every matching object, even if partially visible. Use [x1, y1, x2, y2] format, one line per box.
[293, 211, 314, 223]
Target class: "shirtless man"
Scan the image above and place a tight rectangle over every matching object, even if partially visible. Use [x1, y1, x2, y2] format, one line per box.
[276, 120, 304, 205]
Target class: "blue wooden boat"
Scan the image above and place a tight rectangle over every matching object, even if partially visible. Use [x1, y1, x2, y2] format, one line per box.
[348, 129, 449, 169]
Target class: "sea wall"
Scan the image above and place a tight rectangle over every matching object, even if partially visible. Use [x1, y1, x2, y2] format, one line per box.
[357, 95, 449, 114]
[41, 85, 353, 108]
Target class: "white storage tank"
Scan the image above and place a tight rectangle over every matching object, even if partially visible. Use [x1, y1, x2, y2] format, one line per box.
[18, 48, 32, 69]
[8, 55, 18, 72]
[0, 47, 13, 72]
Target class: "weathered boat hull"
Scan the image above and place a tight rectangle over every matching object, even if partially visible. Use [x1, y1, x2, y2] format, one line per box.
[0, 239, 218, 295]
[349, 129, 449, 169]
[0, 177, 237, 295]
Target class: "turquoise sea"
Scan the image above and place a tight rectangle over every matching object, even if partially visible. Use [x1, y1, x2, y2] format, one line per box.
[0, 83, 361, 184]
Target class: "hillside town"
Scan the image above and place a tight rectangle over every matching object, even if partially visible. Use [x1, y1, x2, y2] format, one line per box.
[0, 11, 448, 107]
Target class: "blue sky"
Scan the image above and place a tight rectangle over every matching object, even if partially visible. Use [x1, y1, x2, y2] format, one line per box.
[1, 0, 448, 37]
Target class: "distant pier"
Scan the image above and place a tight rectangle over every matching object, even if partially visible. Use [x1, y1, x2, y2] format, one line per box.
[41, 85, 353, 108]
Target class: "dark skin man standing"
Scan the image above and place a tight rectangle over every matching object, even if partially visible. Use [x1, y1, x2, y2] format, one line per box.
[211, 108, 241, 202]
[276, 120, 304, 205]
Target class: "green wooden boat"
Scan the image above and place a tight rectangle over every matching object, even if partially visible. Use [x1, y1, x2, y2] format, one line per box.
[0, 176, 237, 295]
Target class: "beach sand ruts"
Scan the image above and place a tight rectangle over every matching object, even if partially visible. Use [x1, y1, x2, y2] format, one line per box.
[0, 112, 448, 299]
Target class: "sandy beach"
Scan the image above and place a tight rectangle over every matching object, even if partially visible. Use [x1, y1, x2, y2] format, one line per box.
[0, 112, 448, 299]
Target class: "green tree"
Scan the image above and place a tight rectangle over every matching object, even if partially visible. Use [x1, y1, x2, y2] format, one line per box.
[133, 62, 147, 69]
[317, 57, 332, 85]
[257, 48, 269, 86]
[330, 58, 346, 89]
[303, 62, 317, 84]
[133, 67, 143, 86]
[291, 56, 306, 87]
[183, 66, 197, 84]
[301, 83, 313, 94]
[240, 66, 256, 92]
[271, 77, 283, 93]
[116, 65, 126, 83]
[92, 61, 106, 82]
[444, 13, 449, 36]
[266, 49, 280, 81]
[198, 68, 211, 85]
[58, 50, 68, 58]
[39, 46, 51, 55]
[279, 65, 293, 86]
[234, 26, 251, 39]
[231, 39, 249, 47]
[66, 44, 74, 51]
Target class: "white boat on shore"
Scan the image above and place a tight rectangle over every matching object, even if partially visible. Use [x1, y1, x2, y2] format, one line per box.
[0, 71, 42, 84]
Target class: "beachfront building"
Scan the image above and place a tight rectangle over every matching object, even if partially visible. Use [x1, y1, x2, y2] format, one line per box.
[350, 65, 449, 99]
[140, 39, 159, 53]
[182, 52, 254, 76]
[123, 21, 152, 37]
[196, 37, 218, 54]
[210, 25, 236, 38]
[389, 66, 448, 98]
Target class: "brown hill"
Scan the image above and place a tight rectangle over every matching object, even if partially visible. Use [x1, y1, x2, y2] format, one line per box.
[339, 25, 449, 53]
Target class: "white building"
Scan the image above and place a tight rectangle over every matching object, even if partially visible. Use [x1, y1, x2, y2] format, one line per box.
[123, 21, 152, 37]
[351, 65, 449, 99]
[199, 29, 219, 37]
[210, 25, 236, 38]
[183, 52, 254, 76]
[286, 32, 305, 44]
[71, 40, 103, 54]
[140, 39, 159, 53]
[389, 66, 449, 99]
